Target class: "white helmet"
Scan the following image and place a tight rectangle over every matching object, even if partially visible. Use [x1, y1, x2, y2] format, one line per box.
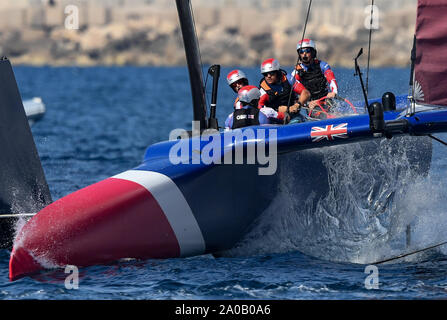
[238, 85, 261, 104]
[261, 58, 280, 74]
[227, 69, 247, 86]
[297, 38, 316, 51]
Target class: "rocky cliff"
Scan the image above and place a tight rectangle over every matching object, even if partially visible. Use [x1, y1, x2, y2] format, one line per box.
[0, 4, 417, 67]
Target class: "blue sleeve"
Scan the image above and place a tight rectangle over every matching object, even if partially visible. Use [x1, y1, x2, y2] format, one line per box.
[259, 111, 270, 125]
[225, 114, 233, 129]
[320, 60, 331, 73]
[287, 72, 295, 85]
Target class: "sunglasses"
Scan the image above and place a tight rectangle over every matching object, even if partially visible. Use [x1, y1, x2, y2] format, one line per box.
[231, 79, 246, 88]
[299, 48, 312, 54]
[262, 71, 277, 77]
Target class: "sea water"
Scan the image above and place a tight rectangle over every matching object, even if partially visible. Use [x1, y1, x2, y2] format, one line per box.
[0, 66, 446, 299]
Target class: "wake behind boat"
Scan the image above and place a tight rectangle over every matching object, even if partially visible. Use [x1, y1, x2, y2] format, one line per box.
[6, 0, 447, 280]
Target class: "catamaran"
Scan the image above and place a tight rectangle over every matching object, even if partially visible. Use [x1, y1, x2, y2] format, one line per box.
[4, 0, 447, 280]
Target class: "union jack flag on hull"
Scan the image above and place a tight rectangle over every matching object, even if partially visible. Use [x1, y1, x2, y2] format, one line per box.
[311, 123, 348, 143]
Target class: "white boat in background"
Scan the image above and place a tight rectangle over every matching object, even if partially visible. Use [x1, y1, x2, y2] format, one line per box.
[23, 97, 46, 125]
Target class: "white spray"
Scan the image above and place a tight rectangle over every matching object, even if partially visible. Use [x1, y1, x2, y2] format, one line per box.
[223, 135, 447, 264]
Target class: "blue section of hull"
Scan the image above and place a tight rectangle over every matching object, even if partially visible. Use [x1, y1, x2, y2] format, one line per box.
[131, 101, 445, 254]
[135, 143, 278, 252]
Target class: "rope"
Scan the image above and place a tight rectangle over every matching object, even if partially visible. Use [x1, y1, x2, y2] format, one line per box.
[306, 95, 358, 118]
[287, 0, 313, 109]
[300, 0, 313, 46]
[429, 134, 447, 146]
[374, 240, 447, 265]
[307, 97, 330, 117]
[334, 95, 358, 114]
[366, 0, 374, 95]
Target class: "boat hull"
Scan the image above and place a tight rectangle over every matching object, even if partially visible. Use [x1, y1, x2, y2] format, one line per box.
[9, 108, 440, 280]
[9, 164, 278, 280]
[9, 141, 432, 280]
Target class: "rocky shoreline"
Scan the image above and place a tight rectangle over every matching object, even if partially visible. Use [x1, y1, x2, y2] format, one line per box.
[1, 5, 416, 68]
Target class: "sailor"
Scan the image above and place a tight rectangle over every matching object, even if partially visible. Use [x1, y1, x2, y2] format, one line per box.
[227, 69, 249, 110]
[291, 39, 339, 118]
[227, 68, 288, 124]
[225, 85, 270, 129]
[259, 58, 310, 120]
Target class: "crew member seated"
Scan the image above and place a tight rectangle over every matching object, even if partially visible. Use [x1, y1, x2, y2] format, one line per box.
[226, 69, 287, 124]
[290, 39, 339, 119]
[259, 58, 310, 120]
[226, 69, 249, 110]
[225, 85, 270, 130]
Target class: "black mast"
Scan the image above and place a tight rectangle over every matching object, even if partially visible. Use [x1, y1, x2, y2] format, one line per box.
[175, 0, 207, 131]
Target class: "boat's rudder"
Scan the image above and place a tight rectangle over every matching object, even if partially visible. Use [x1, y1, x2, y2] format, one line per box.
[0, 57, 52, 248]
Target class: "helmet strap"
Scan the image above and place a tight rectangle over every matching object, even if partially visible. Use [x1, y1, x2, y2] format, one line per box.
[241, 100, 259, 108]
[251, 99, 259, 107]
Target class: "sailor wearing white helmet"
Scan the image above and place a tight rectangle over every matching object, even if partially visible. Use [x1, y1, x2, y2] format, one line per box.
[226, 69, 249, 110]
[226, 68, 290, 124]
[259, 58, 310, 120]
[291, 39, 339, 116]
[225, 85, 270, 130]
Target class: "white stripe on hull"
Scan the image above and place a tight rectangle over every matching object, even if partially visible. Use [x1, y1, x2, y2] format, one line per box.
[113, 170, 206, 257]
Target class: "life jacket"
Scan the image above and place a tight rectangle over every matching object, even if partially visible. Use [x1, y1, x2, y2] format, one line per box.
[232, 107, 260, 129]
[295, 60, 328, 100]
[259, 70, 294, 110]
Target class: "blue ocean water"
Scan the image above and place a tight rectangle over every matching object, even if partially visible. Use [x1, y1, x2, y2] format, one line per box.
[1, 66, 446, 300]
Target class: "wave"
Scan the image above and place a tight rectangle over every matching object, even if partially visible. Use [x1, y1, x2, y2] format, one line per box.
[221, 135, 447, 264]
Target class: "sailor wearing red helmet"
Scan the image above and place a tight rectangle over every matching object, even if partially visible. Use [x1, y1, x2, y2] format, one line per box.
[258, 58, 311, 118]
[227, 69, 249, 110]
[226, 69, 286, 124]
[225, 85, 270, 129]
[291, 39, 339, 114]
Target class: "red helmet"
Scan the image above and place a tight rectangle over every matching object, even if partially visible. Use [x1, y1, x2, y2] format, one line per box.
[238, 85, 261, 104]
[261, 58, 280, 74]
[227, 69, 247, 86]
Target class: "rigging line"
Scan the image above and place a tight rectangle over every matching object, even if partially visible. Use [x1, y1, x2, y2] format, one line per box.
[365, 0, 374, 95]
[428, 134, 447, 147]
[0, 213, 36, 219]
[373, 240, 447, 265]
[287, 0, 313, 109]
[401, 105, 447, 114]
[300, 0, 312, 45]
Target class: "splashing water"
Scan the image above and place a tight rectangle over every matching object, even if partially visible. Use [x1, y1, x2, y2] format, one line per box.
[223, 135, 447, 264]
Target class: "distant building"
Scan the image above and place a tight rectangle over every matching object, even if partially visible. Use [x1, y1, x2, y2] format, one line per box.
[0, 0, 417, 9]
[0, 0, 417, 30]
